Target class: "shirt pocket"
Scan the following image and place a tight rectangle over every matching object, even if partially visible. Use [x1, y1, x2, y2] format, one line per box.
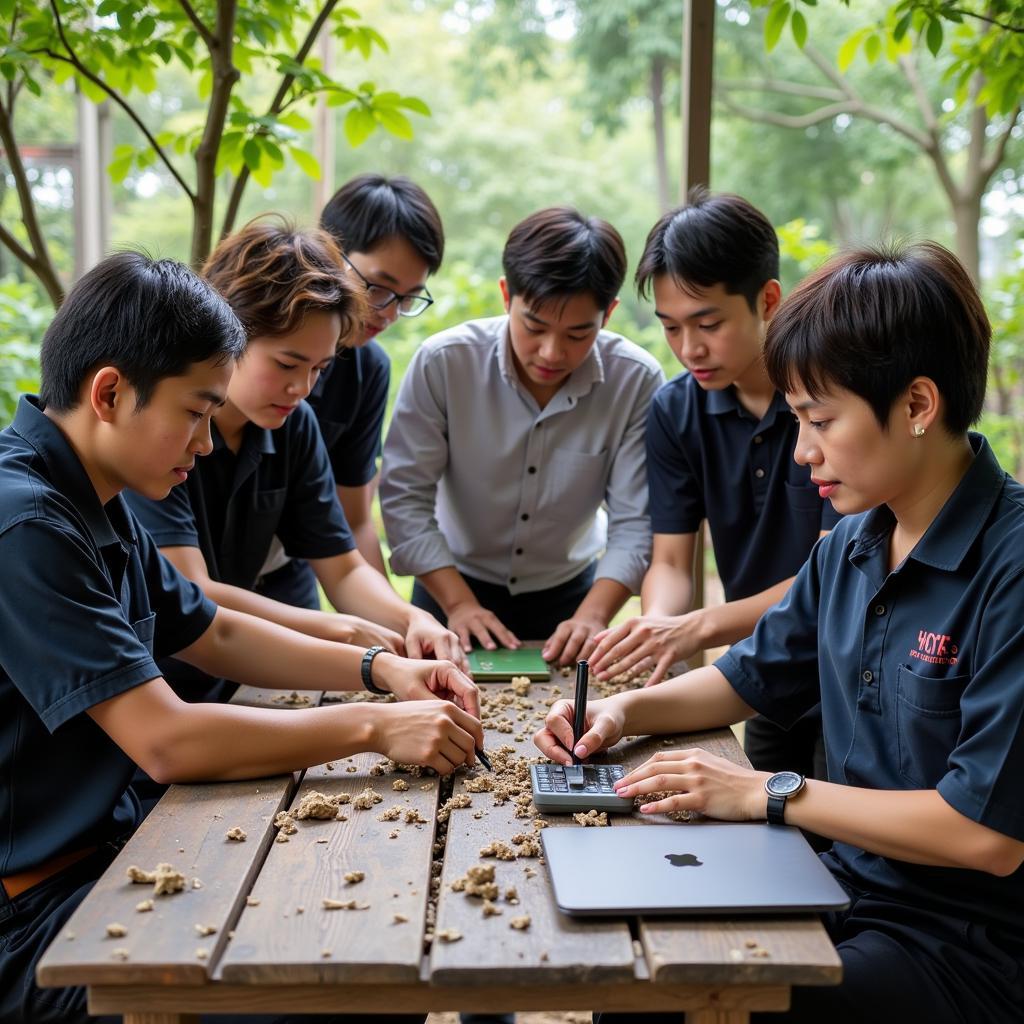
[131, 612, 157, 656]
[538, 448, 608, 524]
[895, 663, 968, 788]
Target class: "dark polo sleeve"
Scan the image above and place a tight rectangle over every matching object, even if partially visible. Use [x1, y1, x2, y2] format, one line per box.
[276, 403, 356, 560]
[937, 567, 1024, 841]
[714, 535, 826, 729]
[646, 382, 705, 535]
[332, 341, 390, 487]
[0, 520, 164, 731]
[124, 475, 200, 549]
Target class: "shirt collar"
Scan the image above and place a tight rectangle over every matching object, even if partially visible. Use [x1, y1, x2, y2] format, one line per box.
[495, 316, 605, 400]
[11, 395, 130, 548]
[706, 384, 790, 427]
[850, 433, 1003, 574]
[211, 417, 276, 459]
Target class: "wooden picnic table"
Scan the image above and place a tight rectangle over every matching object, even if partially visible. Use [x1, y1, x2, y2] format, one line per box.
[37, 661, 840, 1024]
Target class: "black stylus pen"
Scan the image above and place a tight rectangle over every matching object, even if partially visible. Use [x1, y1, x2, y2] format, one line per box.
[475, 746, 493, 772]
[571, 659, 589, 766]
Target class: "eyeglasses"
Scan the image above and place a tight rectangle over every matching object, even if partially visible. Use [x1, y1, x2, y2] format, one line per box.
[341, 253, 434, 318]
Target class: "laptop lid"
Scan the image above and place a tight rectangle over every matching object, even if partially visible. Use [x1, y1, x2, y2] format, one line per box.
[542, 823, 850, 916]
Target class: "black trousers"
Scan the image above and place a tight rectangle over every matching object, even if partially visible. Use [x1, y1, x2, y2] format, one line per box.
[0, 845, 423, 1024]
[594, 853, 1024, 1024]
[411, 563, 597, 641]
[255, 557, 322, 611]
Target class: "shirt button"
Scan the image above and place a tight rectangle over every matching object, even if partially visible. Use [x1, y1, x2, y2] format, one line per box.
[874, 604, 886, 616]
[754, 468, 765, 479]
[862, 670, 874, 683]
[528, 466, 537, 474]
[515, 548, 523, 555]
[521, 513, 529, 521]
[753, 435, 763, 444]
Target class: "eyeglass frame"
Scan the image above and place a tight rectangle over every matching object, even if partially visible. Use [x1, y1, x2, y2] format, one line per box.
[341, 252, 434, 318]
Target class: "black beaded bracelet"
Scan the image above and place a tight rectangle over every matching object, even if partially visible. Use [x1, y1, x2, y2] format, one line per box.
[360, 645, 390, 695]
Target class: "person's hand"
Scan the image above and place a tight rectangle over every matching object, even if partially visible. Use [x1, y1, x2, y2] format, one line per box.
[590, 614, 701, 686]
[403, 611, 469, 673]
[332, 614, 406, 656]
[368, 699, 485, 775]
[446, 600, 520, 653]
[533, 694, 625, 765]
[612, 748, 770, 819]
[541, 610, 608, 667]
[373, 654, 481, 721]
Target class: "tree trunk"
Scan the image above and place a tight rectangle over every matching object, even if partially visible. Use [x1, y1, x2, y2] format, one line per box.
[952, 190, 983, 284]
[650, 55, 671, 213]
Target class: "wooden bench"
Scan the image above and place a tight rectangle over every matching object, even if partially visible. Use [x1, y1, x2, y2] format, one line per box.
[37, 672, 840, 1023]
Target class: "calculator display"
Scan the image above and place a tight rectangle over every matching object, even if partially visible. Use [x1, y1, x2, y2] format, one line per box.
[530, 763, 635, 813]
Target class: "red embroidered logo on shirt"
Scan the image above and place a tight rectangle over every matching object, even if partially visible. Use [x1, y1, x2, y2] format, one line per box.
[910, 630, 959, 666]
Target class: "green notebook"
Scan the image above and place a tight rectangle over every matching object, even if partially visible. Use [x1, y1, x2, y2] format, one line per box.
[467, 647, 551, 680]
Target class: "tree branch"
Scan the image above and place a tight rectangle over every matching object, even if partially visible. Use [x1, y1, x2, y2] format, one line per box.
[980, 104, 1023, 180]
[802, 43, 858, 100]
[176, 0, 215, 49]
[220, 0, 339, 239]
[897, 54, 939, 134]
[717, 77, 845, 103]
[717, 94, 861, 130]
[0, 92, 63, 305]
[43, 0, 196, 200]
[944, 6, 1024, 32]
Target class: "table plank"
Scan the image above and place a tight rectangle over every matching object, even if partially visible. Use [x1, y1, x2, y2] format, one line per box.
[37, 775, 295, 987]
[217, 755, 440, 984]
[429, 680, 637, 986]
[228, 684, 322, 709]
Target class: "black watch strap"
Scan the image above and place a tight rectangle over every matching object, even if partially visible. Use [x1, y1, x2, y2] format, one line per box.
[766, 794, 787, 826]
[360, 645, 390, 695]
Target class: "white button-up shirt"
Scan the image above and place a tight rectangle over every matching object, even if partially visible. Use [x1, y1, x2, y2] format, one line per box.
[381, 315, 664, 595]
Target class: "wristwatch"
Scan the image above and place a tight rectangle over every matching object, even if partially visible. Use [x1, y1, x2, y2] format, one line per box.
[360, 645, 390, 695]
[764, 771, 806, 825]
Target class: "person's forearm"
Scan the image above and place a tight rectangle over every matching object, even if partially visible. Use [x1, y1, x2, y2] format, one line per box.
[641, 563, 694, 617]
[686, 576, 795, 650]
[177, 607, 366, 691]
[155, 700, 386, 783]
[329, 562, 423, 632]
[783, 782, 1024, 875]
[575, 578, 631, 626]
[419, 566, 477, 616]
[201, 578, 345, 641]
[618, 665, 757, 735]
[352, 520, 389, 576]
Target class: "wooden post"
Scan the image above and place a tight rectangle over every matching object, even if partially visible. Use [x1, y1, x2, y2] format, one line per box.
[312, 30, 336, 219]
[681, 0, 715, 666]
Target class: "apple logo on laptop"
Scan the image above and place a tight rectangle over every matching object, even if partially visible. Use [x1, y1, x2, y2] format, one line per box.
[665, 853, 703, 867]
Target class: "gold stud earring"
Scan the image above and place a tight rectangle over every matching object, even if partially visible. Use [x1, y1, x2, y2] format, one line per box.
[913, 424, 926, 438]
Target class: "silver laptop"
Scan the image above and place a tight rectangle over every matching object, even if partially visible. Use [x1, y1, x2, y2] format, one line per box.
[542, 823, 850, 916]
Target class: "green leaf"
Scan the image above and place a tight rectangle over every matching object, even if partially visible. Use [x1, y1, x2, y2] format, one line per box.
[262, 138, 285, 166]
[791, 9, 807, 48]
[96, 0, 122, 16]
[107, 151, 134, 183]
[374, 105, 413, 139]
[277, 110, 311, 131]
[23, 74, 40, 97]
[864, 32, 881, 64]
[396, 96, 430, 117]
[893, 11, 912, 42]
[289, 146, 321, 180]
[0, 0, 14, 17]
[242, 138, 262, 171]
[251, 159, 274, 189]
[154, 40, 172, 64]
[343, 104, 375, 147]
[764, 1, 790, 52]
[837, 32, 862, 72]
[925, 17, 943, 57]
[79, 75, 108, 103]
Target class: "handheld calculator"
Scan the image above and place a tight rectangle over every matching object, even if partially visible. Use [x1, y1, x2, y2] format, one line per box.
[530, 763, 635, 814]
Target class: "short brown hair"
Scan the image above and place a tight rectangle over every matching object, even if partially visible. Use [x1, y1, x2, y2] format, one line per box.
[203, 215, 365, 350]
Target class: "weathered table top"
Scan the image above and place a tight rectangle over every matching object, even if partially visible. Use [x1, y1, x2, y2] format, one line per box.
[37, 667, 840, 1024]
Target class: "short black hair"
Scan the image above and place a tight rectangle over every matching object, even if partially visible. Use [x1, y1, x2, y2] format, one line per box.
[320, 173, 444, 273]
[40, 251, 246, 413]
[764, 241, 990, 434]
[502, 206, 626, 312]
[636, 187, 779, 311]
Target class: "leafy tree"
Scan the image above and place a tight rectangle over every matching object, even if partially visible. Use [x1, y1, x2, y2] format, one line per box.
[735, 0, 1022, 278]
[0, 0, 429, 305]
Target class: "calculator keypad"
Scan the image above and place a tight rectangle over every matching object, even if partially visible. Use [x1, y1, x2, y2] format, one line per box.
[531, 763, 631, 812]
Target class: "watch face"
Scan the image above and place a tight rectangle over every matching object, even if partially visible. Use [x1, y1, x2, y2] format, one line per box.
[766, 770, 805, 798]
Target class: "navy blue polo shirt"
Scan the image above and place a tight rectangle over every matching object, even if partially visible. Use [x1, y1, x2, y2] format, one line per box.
[647, 373, 841, 600]
[0, 397, 216, 875]
[126, 401, 355, 591]
[306, 340, 391, 487]
[718, 435, 1024, 933]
